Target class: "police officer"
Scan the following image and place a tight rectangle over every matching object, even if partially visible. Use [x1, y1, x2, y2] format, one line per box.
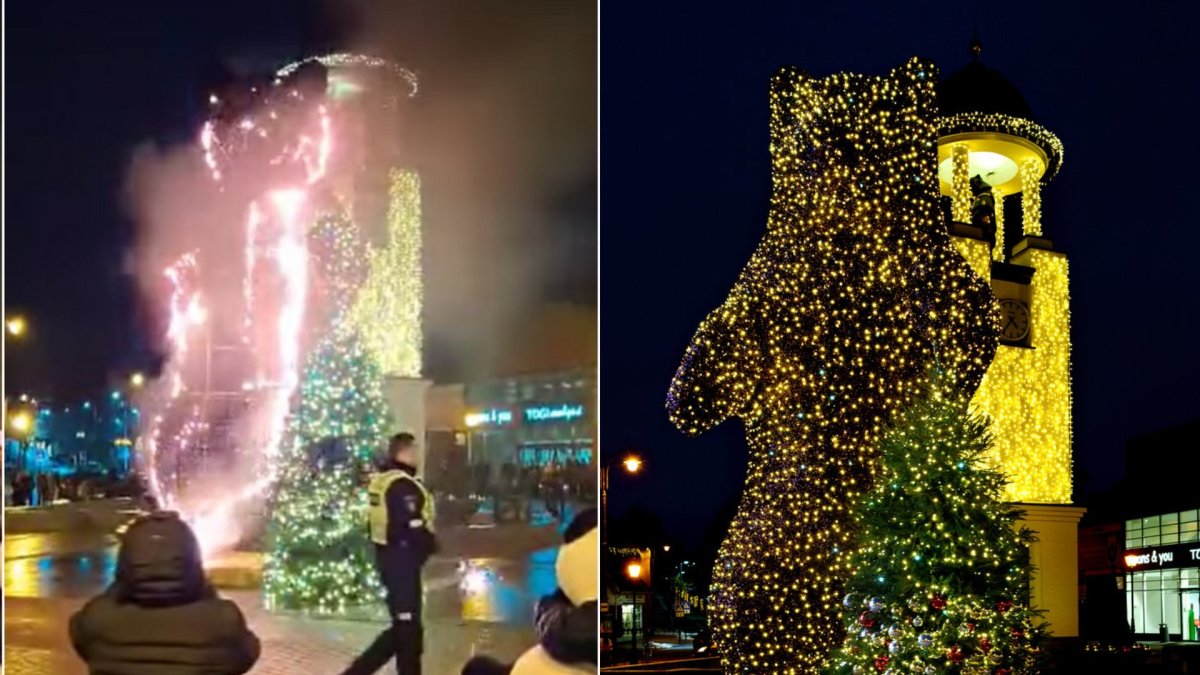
[343, 432, 437, 675]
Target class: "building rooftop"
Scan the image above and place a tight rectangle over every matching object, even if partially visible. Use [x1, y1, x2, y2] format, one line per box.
[937, 40, 1034, 120]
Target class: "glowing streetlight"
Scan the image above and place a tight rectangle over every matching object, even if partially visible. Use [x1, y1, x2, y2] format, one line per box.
[602, 453, 646, 545]
[9, 411, 32, 434]
[6, 316, 26, 337]
[626, 562, 642, 579]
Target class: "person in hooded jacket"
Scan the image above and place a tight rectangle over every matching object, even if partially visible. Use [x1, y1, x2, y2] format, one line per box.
[69, 511, 261, 675]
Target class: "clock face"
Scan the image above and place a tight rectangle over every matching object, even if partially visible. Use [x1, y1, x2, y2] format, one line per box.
[998, 299, 1030, 342]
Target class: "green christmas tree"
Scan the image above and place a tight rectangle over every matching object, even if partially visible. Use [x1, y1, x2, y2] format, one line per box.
[827, 374, 1046, 675]
[263, 207, 394, 614]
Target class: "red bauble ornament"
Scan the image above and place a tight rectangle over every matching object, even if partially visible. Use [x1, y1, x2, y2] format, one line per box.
[980, 636, 992, 654]
[995, 669, 1011, 675]
[859, 611, 876, 628]
[874, 655, 890, 672]
[966, 622, 976, 633]
[1011, 628, 1025, 640]
[948, 645, 964, 664]
[996, 600, 1013, 613]
[931, 595, 947, 610]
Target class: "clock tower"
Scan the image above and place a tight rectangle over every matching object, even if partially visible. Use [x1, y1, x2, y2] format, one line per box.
[936, 40, 1085, 637]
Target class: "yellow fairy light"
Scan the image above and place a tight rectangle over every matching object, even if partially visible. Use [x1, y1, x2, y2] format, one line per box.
[992, 187, 1005, 261]
[351, 169, 423, 377]
[970, 250, 1072, 503]
[938, 112, 1064, 182]
[1019, 159, 1042, 237]
[953, 236, 992, 283]
[951, 144, 971, 223]
[667, 58, 997, 673]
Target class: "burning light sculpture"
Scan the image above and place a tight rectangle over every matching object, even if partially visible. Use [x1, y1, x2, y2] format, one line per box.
[139, 54, 421, 560]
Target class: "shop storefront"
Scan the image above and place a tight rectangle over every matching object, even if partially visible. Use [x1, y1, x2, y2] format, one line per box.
[1124, 509, 1200, 641]
[602, 546, 654, 655]
[463, 368, 595, 471]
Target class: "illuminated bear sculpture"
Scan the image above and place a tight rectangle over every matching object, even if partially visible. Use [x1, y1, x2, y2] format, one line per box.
[666, 58, 997, 673]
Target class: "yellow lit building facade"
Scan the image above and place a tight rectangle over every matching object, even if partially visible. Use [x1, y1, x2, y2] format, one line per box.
[936, 42, 1085, 636]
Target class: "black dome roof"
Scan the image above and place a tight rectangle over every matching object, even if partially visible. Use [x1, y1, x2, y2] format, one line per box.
[937, 58, 1033, 119]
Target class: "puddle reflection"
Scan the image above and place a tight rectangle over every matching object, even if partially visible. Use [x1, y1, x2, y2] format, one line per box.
[5, 549, 116, 599]
[455, 548, 559, 624]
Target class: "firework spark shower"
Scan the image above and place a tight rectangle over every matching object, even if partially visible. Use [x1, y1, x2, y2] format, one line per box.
[127, 55, 416, 557]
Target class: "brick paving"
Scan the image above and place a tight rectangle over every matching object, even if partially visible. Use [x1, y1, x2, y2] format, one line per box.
[4, 591, 535, 674]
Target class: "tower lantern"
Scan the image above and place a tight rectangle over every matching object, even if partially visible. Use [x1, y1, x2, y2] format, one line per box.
[936, 40, 1083, 640]
[936, 40, 1063, 262]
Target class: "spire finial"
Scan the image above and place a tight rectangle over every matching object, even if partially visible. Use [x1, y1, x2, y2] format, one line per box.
[970, 36, 983, 59]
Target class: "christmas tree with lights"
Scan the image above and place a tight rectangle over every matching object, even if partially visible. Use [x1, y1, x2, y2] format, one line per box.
[827, 373, 1045, 675]
[263, 208, 393, 613]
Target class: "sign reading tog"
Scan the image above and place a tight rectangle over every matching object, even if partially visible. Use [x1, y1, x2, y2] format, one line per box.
[524, 404, 585, 423]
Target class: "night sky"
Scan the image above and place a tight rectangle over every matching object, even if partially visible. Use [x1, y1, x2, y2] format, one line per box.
[5, 0, 597, 400]
[602, 2, 1200, 553]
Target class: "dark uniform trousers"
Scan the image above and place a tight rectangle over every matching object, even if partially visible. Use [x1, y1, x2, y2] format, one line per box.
[342, 557, 423, 675]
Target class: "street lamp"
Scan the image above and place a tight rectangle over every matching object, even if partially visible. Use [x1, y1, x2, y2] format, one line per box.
[626, 561, 642, 579]
[6, 315, 27, 337]
[10, 411, 32, 434]
[8, 409, 34, 472]
[602, 453, 643, 545]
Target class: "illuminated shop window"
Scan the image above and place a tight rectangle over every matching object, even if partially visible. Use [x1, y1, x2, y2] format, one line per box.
[621, 604, 642, 632]
[1163, 512, 1180, 545]
[1185, 567, 1200, 589]
[1127, 519, 1143, 549]
[1183, 511, 1199, 544]
[1126, 511, 1200, 548]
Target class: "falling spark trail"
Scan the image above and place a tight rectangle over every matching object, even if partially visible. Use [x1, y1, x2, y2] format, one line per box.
[144, 90, 333, 556]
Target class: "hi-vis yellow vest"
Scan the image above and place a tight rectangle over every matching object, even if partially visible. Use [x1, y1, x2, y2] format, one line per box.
[368, 470, 435, 546]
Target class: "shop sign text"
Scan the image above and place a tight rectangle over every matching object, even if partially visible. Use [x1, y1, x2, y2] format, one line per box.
[524, 404, 585, 423]
[1124, 543, 1200, 571]
[465, 408, 514, 427]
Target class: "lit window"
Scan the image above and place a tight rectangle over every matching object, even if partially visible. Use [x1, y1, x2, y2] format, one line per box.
[1143, 527, 1161, 547]
[1126, 519, 1143, 548]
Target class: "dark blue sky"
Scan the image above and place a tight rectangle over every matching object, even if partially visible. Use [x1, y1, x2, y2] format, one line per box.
[602, 2, 1200, 552]
[6, 0, 596, 399]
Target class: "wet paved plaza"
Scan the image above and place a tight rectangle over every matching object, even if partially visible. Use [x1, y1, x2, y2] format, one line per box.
[4, 523, 562, 673]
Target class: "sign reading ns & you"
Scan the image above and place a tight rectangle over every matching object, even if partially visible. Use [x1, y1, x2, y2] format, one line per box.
[1124, 543, 1200, 571]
